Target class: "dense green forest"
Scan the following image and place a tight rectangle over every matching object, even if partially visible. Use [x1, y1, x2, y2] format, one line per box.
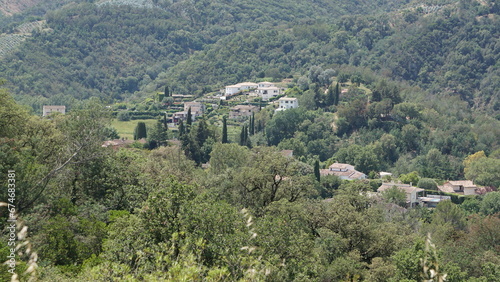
[0, 0, 499, 113]
[1, 0, 500, 281]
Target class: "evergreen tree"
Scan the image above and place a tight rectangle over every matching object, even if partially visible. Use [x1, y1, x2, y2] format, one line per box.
[334, 82, 340, 106]
[182, 133, 202, 165]
[164, 85, 170, 97]
[313, 85, 322, 109]
[249, 113, 255, 135]
[244, 125, 251, 148]
[222, 116, 228, 143]
[314, 160, 321, 182]
[239, 125, 246, 146]
[134, 122, 147, 140]
[178, 119, 185, 137]
[162, 114, 169, 131]
[186, 107, 192, 130]
[195, 116, 210, 147]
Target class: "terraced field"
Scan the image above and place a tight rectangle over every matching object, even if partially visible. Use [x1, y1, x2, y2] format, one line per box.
[0, 20, 44, 58]
[0, 34, 26, 57]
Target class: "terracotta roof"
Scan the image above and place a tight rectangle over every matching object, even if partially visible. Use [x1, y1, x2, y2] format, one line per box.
[258, 86, 280, 90]
[231, 105, 259, 110]
[238, 82, 258, 86]
[438, 185, 455, 193]
[447, 180, 476, 188]
[329, 163, 355, 170]
[378, 183, 424, 194]
[278, 97, 297, 101]
[43, 105, 66, 110]
[320, 169, 366, 180]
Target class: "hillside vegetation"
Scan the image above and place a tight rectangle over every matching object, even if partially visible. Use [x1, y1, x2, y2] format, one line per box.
[0, 0, 500, 281]
[1, 0, 498, 113]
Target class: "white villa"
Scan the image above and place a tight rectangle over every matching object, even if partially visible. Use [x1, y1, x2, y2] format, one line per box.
[258, 86, 281, 101]
[276, 97, 298, 112]
[223, 81, 284, 101]
[258, 81, 275, 88]
[224, 82, 258, 96]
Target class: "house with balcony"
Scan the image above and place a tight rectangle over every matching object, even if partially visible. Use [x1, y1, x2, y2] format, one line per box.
[275, 97, 298, 112]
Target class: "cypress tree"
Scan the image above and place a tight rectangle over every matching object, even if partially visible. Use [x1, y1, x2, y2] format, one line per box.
[314, 160, 321, 182]
[222, 116, 228, 143]
[178, 119, 185, 137]
[186, 107, 192, 131]
[245, 126, 252, 148]
[334, 82, 340, 106]
[134, 122, 147, 140]
[239, 126, 246, 146]
[165, 85, 170, 97]
[249, 112, 255, 135]
[162, 114, 169, 131]
[244, 125, 248, 147]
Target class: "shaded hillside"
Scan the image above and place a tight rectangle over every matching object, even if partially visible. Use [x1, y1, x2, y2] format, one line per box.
[0, 0, 410, 108]
[0, 0, 498, 113]
[152, 0, 499, 112]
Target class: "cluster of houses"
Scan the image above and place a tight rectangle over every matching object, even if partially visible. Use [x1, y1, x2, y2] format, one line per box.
[223, 81, 284, 101]
[171, 97, 298, 123]
[172, 101, 206, 123]
[320, 162, 490, 208]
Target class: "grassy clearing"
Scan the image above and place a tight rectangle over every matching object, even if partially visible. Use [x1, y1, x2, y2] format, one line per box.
[111, 119, 158, 140]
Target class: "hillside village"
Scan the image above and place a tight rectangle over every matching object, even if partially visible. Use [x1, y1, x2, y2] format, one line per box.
[2, 0, 500, 280]
[48, 74, 496, 210]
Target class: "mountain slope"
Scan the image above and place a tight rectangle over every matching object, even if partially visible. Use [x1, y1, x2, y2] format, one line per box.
[0, 0, 410, 107]
[0, 0, 498, 113]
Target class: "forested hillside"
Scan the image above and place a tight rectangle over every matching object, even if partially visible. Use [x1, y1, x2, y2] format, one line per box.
[1, 0, 499, 113]
[1, 0, 411, 110]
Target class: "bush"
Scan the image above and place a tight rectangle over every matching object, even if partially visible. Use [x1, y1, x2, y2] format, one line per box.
[117, 111, 131, 121]
[417, 178, 438, 190]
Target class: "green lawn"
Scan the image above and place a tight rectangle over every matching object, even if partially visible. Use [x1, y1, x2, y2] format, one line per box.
[111, 119, 158, 140]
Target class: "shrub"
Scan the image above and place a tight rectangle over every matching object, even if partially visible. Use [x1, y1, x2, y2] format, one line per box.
[417, 178, 438, 190]
[117, 111, 131, 121]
